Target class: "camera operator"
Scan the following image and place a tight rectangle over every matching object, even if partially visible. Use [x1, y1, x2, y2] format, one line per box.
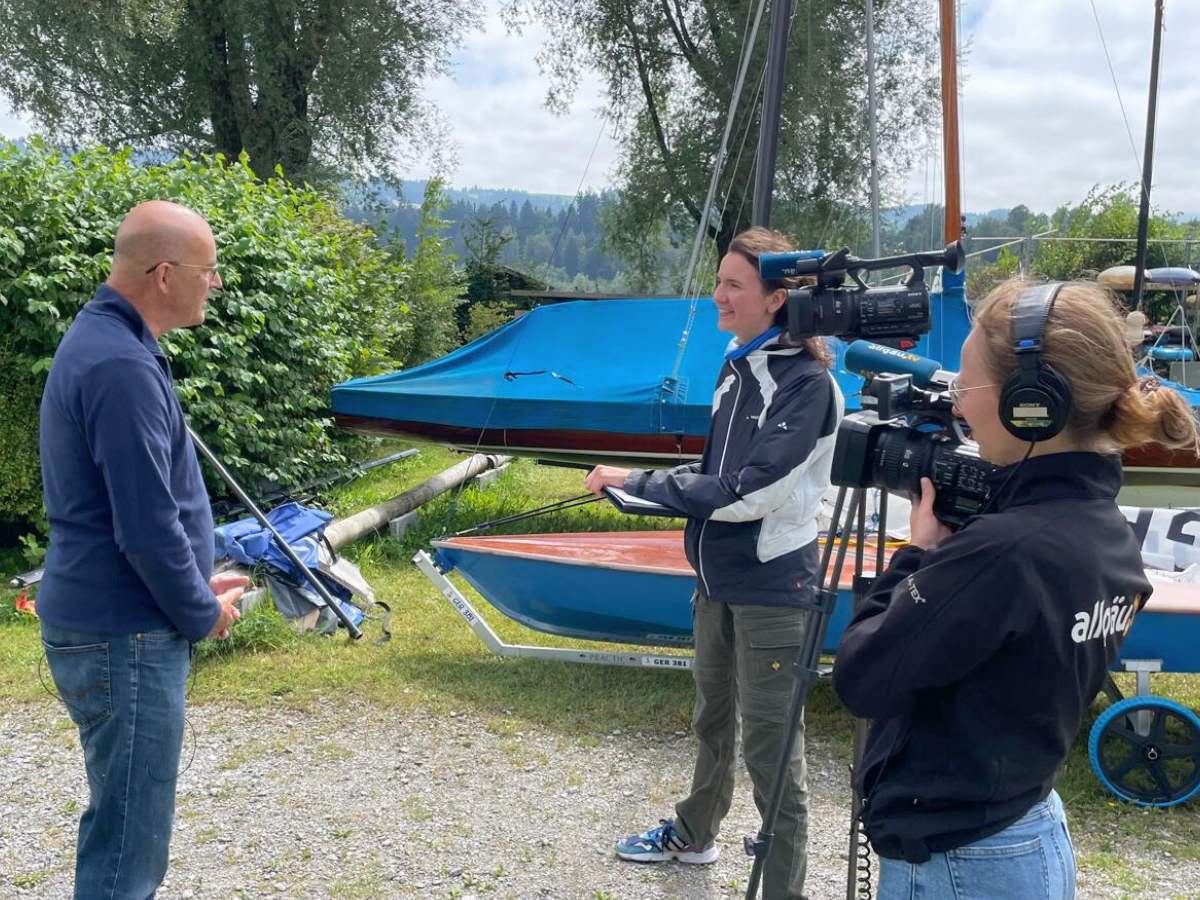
[585, 227, 843, 900]
[833, 278, 1200, 899]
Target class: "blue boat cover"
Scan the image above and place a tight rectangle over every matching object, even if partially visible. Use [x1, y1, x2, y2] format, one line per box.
[331, 292, 975, 436]
[332, 278, 1200, 442]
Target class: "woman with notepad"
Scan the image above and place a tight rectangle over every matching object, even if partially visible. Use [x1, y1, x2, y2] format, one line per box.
[585, 227, 843, 900]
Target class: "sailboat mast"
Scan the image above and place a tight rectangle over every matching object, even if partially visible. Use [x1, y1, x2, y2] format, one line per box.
[865, 0, 882, 258]
[939, 0, 961, 244]
[752, 0, 793, 227]
[1132, 0, 1166, 308]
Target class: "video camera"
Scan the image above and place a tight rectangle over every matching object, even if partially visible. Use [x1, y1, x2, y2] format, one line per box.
[832, 341, 998, 527]
[759, 241, 965, 342]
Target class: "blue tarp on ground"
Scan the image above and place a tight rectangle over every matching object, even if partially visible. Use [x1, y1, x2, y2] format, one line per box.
[214, 501, 332, 580]
[214, 502, 364, 630]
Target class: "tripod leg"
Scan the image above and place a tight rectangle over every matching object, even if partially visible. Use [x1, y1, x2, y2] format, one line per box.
[743, 489, 864, 899]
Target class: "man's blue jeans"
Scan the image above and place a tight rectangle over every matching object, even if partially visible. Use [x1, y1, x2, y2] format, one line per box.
[41, 621, 191, 900]
[877, 791, 1077, 900]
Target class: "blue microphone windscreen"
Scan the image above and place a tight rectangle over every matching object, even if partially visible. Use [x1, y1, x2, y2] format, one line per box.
[758, 250, 826, 280]
[844, 340, 940, 388]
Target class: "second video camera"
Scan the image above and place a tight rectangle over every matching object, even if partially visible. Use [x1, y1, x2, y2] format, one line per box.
[831, 348, 997, 527]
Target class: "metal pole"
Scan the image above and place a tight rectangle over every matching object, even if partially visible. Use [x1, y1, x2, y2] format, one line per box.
[865, 0, 881, 259]
[1132, 0, 1166, 309]
[753, 0, 794, 227]
[188, 426, 363, 640]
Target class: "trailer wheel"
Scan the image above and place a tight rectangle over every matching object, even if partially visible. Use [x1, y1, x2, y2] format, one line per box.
[1089, 696, 1200, 808]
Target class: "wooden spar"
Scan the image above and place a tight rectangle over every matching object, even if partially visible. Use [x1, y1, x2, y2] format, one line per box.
[324, 453, 512, 550]
[939, 0, 962, 244]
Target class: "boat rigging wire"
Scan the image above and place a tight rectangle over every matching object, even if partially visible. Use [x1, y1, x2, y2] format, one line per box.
[1089, 0, 1147, 184]
[549, 118, 609, 272]
[667, 0, 771, 387]
[450, 493, 603, 537]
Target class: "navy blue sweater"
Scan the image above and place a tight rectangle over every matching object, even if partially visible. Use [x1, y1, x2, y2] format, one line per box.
[38, 285, 220, 642]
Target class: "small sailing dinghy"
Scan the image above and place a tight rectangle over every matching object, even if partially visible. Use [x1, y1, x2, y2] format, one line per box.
[423, 520, 1200, 672]
[427, 530, 885, 653]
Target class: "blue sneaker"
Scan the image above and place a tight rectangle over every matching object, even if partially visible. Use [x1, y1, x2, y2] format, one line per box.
[615, 818, 720, 863]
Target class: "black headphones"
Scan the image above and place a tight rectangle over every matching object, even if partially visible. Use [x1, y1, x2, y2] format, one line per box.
[998, 282, 1073, 442]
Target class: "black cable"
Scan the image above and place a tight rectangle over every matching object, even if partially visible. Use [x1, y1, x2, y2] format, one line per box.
[854, 823, 874, 900]
[38, 647, 200, 779]
[976, 441, 1036, 518]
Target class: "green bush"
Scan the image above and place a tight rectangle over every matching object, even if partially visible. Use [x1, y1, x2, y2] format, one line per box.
[463, 302, 520, 343]
[0, 139, 409, 525]
[0, 342, 42, 533]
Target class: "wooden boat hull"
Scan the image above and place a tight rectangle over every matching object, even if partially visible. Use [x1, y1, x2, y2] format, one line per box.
[433, 531, 880, 655]
[432, 531, 1200, 672]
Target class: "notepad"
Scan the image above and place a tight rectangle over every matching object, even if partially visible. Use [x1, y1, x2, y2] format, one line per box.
[603, 486, 681, 518]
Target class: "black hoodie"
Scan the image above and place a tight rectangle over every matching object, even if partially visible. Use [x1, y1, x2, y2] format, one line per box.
[833, 452, 1150, 862]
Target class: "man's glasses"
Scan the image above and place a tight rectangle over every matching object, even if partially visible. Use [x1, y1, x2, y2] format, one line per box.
[144, 260, 220, 278]
[947, 377, 996, 404]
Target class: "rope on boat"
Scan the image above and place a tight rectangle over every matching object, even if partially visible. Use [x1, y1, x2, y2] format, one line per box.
[449, 493, 602, 538]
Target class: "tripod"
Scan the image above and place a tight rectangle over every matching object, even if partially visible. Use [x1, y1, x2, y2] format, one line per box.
[743, 485, 887, 900]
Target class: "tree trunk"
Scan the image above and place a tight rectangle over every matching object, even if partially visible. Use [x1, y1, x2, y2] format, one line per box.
[189, 0, 244, 161]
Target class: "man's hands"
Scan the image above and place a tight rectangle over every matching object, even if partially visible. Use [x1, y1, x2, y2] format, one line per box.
[207, 572, 250, 640]
[909, 478, 953, 550]
[584, 465, 632, 495]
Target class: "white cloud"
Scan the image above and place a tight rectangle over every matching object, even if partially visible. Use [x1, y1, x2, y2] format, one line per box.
[410, 1, 621, 194]
[909, 0, 1200, 214]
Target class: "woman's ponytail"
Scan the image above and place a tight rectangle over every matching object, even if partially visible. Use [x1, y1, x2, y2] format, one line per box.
[974, 279, 1200, 453]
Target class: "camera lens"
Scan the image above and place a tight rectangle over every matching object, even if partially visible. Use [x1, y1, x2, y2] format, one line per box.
[874, 429, 934, 497]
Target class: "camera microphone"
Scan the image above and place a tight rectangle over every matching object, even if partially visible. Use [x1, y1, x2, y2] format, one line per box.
[843, 340, 956, 391]
[758, 241, 965, 282]
[758, 249, 826, 280]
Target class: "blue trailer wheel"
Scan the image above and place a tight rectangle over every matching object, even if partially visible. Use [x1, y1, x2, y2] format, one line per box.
[1089, 696, 1200, 807]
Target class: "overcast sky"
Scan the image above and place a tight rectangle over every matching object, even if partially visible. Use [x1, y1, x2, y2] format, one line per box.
[2, 0, 1195, 214]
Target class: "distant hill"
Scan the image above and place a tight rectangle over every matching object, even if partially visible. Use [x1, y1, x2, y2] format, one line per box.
[387, 180, 577, 214]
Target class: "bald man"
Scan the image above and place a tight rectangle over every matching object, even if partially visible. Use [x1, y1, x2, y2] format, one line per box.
[38, 201, 247, 899]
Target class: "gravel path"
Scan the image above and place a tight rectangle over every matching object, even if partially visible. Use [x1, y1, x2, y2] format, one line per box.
[0, 702, 1193, 899]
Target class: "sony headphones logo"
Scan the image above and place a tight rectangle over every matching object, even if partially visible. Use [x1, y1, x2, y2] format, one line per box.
[1010, 401, 1050, 421]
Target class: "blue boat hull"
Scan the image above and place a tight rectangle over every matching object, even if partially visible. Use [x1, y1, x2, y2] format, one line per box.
[435, 539, 1200, 672]
[438, 543, 862, 655]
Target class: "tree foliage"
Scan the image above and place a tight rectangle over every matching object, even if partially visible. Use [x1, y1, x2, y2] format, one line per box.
[0, 140, 409, 528]
[393, 178, 465, 367]
[0, 337, 43, 535]
[508, 0, 939, 273]
[1033, 186, 1187, 281]
[0, 0, 477, 181]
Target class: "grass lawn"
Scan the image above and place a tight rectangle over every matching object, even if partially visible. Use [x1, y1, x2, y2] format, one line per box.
[3, 444, 1199, 877]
